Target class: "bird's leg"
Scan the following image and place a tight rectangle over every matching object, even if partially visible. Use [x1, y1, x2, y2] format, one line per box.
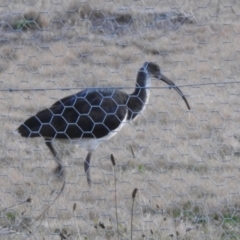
[45, 140, 65, 179]
[84, 151, 92, 187]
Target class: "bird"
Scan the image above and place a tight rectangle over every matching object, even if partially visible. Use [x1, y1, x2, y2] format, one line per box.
[16, 62, 190, 186]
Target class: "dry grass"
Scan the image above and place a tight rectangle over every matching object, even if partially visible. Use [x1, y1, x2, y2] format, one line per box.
[1, 0, 240, 239]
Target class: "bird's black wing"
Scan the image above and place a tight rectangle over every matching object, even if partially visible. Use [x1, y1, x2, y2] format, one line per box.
[17, 89, 128, 139]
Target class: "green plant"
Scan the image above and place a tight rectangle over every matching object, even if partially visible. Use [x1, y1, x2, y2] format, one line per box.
[138, 164, 144, 173]
[12, 19, 34, 30]
[6, 211, 16, 222]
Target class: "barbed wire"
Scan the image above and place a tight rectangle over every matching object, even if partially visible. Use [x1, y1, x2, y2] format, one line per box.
[0, 80, 240, 92]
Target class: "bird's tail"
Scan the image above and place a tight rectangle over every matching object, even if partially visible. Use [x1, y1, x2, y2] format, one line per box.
[16, 115, 42, 138]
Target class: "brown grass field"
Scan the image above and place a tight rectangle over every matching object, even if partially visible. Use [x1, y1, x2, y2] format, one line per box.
[1, 0, 240, 239]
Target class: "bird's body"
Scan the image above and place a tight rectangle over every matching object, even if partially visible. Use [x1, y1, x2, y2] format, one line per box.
[16, 62, 190, 186]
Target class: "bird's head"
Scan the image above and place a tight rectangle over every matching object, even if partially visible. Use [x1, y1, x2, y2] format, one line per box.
[142, 62, 190, 110]
[143, 62, 162, 79]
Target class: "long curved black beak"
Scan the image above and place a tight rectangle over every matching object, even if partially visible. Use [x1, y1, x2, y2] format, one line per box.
[160, 74, 190, 110]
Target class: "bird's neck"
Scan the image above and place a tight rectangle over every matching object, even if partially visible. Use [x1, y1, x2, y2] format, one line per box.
[127, 70, 151, 120]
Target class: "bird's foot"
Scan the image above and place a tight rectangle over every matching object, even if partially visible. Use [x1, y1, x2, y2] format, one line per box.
[86, 171, 91, 187]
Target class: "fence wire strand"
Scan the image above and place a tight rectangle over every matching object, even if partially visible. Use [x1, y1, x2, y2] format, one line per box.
[1, 80, 240, 92]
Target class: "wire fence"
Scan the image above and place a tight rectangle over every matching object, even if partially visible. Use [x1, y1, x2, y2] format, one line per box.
[1, 0, 240, 239]
[1, 80, 240, 92]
